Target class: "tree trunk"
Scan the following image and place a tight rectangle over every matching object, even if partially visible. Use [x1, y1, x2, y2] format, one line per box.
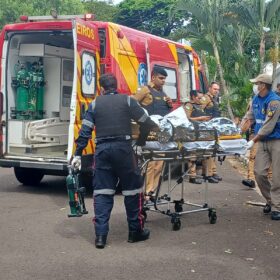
[212, 38, 235, 120]
[259, 32, 266, 73]
[272, 32, 279, 81]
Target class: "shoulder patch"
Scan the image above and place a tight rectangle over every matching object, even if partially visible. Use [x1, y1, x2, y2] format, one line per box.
[267, 100, 280, 117]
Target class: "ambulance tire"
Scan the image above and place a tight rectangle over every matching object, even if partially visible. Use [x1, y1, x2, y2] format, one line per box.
[14, 167, 44, 186]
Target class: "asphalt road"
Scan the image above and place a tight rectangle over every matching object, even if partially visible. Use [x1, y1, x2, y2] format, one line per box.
[0, 162, 279, 280]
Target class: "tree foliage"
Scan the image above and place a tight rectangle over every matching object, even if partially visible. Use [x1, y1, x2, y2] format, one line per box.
[0, 0, 84, 29]
[114, 0, 185, 37]
[84, 0, 117, 22]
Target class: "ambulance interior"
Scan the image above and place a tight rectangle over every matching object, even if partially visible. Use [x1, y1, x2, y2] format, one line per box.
[6, 31, 74, 159]
[177, 51, 191, 102]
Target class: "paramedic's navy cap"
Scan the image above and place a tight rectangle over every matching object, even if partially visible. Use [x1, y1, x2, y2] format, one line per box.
[250, 73, 272, 85]
[152, 66, 168, 77]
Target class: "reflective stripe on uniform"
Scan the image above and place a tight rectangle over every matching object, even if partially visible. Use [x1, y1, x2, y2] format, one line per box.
[122, 187, 143, 196]
[256, 119, 264, 124]
[94, 189, 115, 195]
[82, 119, 94, 128]
[138, 113, 148, 123]
[127, 96, 131, 106]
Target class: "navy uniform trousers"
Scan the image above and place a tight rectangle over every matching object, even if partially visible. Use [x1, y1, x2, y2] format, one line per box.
[92, 140, 144, 235]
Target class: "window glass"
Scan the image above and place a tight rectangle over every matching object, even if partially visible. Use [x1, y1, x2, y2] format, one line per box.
[82, 52, 96, 96]
[162, 67, 177, 100]
[198, 71, 207, 93]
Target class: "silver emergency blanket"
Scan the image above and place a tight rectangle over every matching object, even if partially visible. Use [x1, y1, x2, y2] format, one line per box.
[218, 139, 247, 155]
[150, 107, 241, 143]
[143, 141, 178, 151]
[205, 117, 241, 136]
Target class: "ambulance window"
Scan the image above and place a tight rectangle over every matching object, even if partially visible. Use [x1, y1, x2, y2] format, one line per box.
[81, 52, 96, 96]
[199, 71, 207, 93]
[98, 29, 106, 58]
[161, 67, 177, 100]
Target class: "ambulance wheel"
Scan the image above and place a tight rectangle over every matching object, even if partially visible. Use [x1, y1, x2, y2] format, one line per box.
[14, 167, 44, 186]
[208, 209, 217, 224]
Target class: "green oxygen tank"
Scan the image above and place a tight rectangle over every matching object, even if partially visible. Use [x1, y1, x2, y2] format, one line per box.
[66, 167, 88, 218]
[15, 63, 30, 120]
[28, 63, 39, 119]
[36, 61, 45, 119]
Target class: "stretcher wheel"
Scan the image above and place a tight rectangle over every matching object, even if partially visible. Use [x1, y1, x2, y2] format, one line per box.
[172, 218, 181, 231]
[175, 204, 183, 213]
[208, 209, 217, 224]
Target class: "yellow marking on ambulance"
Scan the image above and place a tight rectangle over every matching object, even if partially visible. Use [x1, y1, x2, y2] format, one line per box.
[76, 22, 94, 40]
[108, 23, 139, 93]
[168, 43, 178, 65]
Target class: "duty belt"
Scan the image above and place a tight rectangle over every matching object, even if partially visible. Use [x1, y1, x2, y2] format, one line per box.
[95, 135, 131, 144]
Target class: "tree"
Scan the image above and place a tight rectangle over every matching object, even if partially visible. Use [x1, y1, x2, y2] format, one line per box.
[0, 0, 85, 29]
[231, 0, 280, 73]
[114, 0, 185, 37]
[83, 0, 118, 22]
[175, 0, 235, 120]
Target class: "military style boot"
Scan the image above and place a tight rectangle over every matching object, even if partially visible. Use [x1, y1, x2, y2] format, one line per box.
[95, 235, 107, 249]
[128, 228, 150, 243]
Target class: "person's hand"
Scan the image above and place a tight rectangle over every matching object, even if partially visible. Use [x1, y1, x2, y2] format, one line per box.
[164, 96, 173, 108]
[71, 156, 81, 171]
[152, 125, 160, 133]
[200, 116, 211, 121]
[246, 140, 254, 150]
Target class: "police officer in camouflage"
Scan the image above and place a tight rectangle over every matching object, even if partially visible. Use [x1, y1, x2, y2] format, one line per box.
[184, 90, 218, 184]
[200, 82, 222, 182]
[71, 73, 158, 248]
[133, 66, 172, 198]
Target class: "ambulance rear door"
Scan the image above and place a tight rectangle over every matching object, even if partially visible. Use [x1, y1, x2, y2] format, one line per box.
[0, 90, 3, 157]
[69, 18, 100, 162]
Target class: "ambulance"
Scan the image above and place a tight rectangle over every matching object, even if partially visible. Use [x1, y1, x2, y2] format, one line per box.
[0, 14, 208, 185]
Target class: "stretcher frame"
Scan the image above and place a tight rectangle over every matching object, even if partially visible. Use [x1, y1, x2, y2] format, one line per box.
[139, 149, 218, 231]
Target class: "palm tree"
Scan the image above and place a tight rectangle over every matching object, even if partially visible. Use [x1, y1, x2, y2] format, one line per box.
[175, 0, 235, 119]
[231, 0, 280, 73]
[269, 15, 280, 80]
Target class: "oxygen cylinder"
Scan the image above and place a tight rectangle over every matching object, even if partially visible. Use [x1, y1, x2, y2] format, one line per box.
[36, 62, 45, 119]
[28, 63, 39, 119]
[66, 169, 82, 217]
[15, 64, 29, 119]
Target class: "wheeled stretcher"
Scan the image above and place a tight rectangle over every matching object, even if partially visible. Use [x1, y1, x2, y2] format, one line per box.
[139, 147, 219, 231]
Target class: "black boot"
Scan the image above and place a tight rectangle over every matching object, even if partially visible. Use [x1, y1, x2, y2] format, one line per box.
[242, 179, 256, 188]
[128, 228, 150, 243]
[271, 211, 280, 220]
[213, 174, 222, 181]
[206, 176, 219, 183]
[95, 235, 107, 249]
[189, 177, 203, 184]
[263, 204, 271, 214]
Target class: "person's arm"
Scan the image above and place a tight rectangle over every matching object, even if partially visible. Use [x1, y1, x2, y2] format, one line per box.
[252, 100, 280, 143]
[132, 86, 150, 102]
[75, 101, 96, 156]
[128, 96, 157, 129]
[240, 101, 255, 133]
[183, 103, 210, 122]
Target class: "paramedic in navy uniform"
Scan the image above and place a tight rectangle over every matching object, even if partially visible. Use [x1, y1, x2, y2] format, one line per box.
[71, 73, 158, 249]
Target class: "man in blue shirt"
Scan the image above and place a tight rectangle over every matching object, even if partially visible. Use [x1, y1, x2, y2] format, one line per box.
[246, 73, 280, 220]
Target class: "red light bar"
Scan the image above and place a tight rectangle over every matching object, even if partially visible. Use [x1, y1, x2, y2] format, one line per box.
[84, 14, 94, 21]
[19, 15, 29, 22]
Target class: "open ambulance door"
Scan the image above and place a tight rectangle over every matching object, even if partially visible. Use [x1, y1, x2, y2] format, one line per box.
[0, 91, 3, 157]
[146, 38, 179, 103]
[69, 18, 100, 162]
